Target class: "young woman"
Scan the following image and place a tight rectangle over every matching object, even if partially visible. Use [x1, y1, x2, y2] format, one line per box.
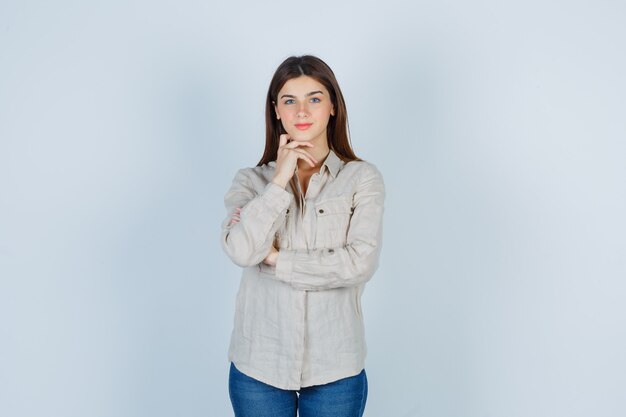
[220, 55, 385, 417]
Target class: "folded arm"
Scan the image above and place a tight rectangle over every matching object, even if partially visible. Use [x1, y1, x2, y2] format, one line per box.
[220, 168, 293, 267]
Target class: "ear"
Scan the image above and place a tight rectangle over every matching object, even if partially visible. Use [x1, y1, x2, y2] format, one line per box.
[330, 103, 335, 116]
[272, 101, 280, 119]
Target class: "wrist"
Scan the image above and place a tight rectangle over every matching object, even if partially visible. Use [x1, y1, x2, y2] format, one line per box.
[271, 176, 289, 189]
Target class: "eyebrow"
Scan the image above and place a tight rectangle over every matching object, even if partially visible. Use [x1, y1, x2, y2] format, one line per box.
[279, 90, 324, 99]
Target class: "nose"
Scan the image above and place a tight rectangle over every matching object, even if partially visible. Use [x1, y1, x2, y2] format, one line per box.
[296, 101, 309, 118]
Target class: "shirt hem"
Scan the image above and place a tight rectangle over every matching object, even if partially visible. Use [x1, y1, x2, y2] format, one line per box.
[300, 366, 366, 388]
[230, 360, 365, 391]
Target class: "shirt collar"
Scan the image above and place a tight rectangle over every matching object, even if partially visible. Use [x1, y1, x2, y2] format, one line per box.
[269, 148, 343, 179]
[320, 148, 343, 179]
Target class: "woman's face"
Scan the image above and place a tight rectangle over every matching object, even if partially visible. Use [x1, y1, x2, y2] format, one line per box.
[273, 75, 335, 144]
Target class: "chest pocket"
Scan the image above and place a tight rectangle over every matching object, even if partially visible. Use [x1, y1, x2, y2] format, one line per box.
[314, 196, 354, 247]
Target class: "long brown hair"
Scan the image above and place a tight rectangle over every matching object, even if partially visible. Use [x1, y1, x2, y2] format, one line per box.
[256, 55, 363, 167]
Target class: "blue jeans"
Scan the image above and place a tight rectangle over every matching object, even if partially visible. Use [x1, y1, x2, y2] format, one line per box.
[228, 362, 368, 417]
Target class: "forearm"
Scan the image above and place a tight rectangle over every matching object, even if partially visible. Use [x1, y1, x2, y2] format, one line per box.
[273, 237, 382, 291]
[221, 173, 293, 267]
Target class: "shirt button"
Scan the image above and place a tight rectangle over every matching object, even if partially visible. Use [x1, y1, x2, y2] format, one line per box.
[328, 249, 334, 254]
[318, 209, 324, 214]
[286, 209, 290, 214]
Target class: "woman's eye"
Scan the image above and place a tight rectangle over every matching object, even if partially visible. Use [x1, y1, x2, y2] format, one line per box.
[283, 97, 321, 105]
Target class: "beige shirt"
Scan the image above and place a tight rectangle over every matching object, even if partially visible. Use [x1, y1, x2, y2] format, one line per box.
[220, 148, 385, 390]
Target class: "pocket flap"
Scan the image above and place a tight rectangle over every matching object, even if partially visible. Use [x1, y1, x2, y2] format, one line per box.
[314, 196, 353, 216]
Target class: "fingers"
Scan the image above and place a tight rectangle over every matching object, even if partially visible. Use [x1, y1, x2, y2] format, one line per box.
[278, 133, 314, 151]
[292, 148, 318, 167]
[230, 207, 241, 225]
[275, 136, 318, 168]
[284, 140, 314, 149]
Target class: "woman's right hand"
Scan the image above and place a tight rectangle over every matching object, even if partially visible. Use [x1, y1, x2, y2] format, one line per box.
[272, 134, 318, 187]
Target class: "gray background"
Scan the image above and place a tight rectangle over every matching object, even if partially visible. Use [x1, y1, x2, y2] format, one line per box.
[1, 1, 624, 416]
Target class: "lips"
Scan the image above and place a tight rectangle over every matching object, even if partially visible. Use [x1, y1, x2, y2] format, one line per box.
[295, 123, 312, 130]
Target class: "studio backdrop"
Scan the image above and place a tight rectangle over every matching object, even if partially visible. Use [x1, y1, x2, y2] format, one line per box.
[1, 1, 624, 416]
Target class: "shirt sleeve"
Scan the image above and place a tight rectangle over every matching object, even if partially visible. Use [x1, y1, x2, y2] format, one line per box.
[272, 163, 385, 291]
[220, 168, 294, 268]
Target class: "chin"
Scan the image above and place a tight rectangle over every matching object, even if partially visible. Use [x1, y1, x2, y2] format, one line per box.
[288, 133, 312, 141]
